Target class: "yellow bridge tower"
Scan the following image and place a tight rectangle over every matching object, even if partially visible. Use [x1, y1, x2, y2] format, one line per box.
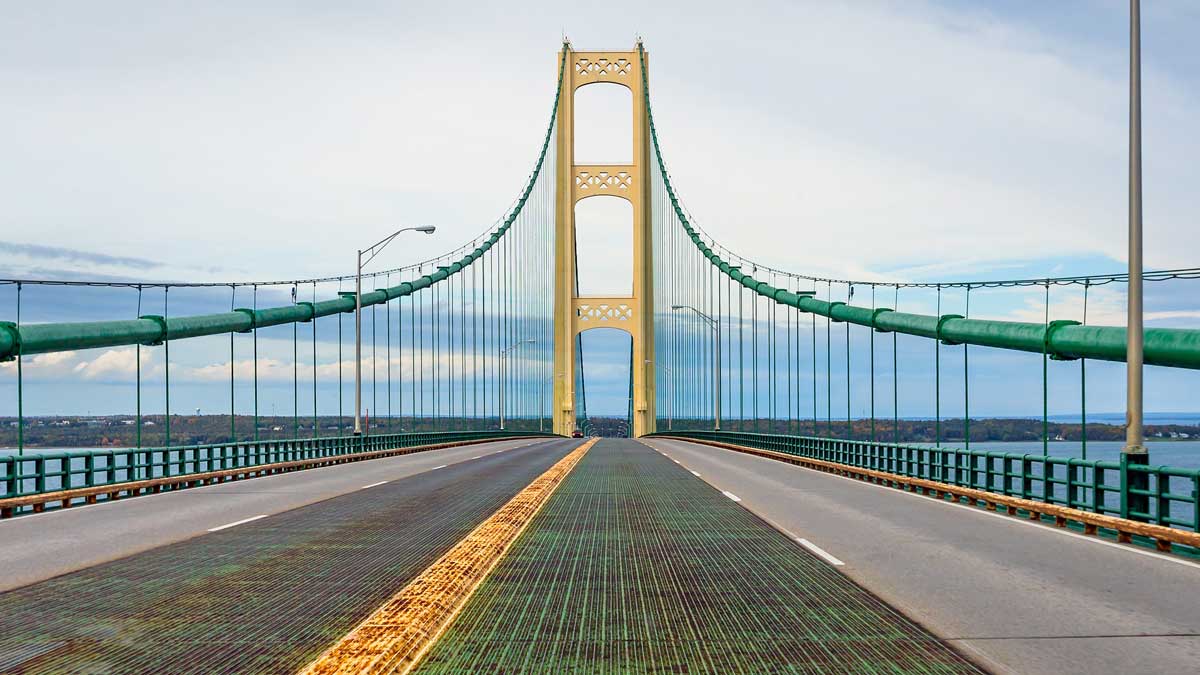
[552, 43, 656, 437]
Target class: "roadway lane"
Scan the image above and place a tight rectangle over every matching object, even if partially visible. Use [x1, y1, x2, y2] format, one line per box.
[645, 437, 1200, 675]
[0, 436, 546, 591]
[416, 439, 979, 674]
[0, 437, 581, 675]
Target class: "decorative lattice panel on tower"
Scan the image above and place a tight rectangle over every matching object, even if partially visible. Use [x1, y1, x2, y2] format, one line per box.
[575, 300, 635, 325]
[574, 56, 633, 79]
[575, 170, 633, 193]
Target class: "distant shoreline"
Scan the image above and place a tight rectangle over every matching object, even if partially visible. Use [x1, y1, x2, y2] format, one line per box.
[3, 414, 1198, 449]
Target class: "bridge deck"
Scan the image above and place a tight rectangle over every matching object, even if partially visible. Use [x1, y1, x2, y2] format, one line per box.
[0, 438, 579, 674]
[648, 437, 1200, 674]
[415, 438, 979, 674]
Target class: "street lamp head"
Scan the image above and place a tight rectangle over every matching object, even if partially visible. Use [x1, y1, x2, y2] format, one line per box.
[415, 226, 436, 234]
[671, 305, 684, 310]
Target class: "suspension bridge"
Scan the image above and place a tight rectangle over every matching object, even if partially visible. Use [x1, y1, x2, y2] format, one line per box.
[2, 37, 1200, 675]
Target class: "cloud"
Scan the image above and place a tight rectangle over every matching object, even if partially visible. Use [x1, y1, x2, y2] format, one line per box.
[0, 242, 161, 270]
[1, 344, 551, 386]
[3, 1, 1199, 416]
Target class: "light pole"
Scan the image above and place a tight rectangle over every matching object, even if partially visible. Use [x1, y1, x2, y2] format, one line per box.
[646, 360, 672, 430]
[500, 339, 535, 430]
[354, 226, 436, 436]
[672, 304, 720, 430]
[1123, 0, 1150, 522]
[1125, 0, 1146, 458]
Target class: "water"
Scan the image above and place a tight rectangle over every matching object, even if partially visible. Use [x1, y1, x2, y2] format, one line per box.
[6, 440, 1200, 469]
[0, 447, 107, 457]
[916, 440, 1200, 470]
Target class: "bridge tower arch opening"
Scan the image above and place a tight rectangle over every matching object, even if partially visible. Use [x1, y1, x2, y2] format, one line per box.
[553, 44, 656, 437]
[575, 326, 634, 437]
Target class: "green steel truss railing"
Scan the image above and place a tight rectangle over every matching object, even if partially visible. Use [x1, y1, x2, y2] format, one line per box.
[636, 45, 1200, 370]
[654, 430, 1200, 533]
[0, 53, 568, 364]
[0, 430, 553, 514]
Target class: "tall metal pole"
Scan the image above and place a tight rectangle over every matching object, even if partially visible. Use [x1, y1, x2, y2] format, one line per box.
[1121, 0, 1151, 522]
[1125, 0, 1145, 456]
[354, 249, 364, 435]
[354, 226, 436, 436]
[672, 305, 720, 430]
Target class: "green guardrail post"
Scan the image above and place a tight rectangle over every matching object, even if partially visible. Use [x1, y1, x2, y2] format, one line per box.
[1120, 449, 1151, 522]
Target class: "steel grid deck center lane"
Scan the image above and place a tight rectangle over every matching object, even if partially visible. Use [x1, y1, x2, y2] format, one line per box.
[0, 438, 582, 675]
[413, 439, 980, 674]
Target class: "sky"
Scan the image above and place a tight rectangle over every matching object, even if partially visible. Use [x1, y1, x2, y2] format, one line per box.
[2, 0, 1199, 419]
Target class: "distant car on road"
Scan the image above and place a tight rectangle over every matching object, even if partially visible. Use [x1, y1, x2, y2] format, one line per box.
[572, 430, 584, 438]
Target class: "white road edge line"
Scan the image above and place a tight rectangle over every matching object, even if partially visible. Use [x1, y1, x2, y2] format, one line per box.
[690, 470, 701, 477]
[797, 538, 845, 566]
[651, 439, 1200, 572]
[722, 490, 742, 503]
[207, 514, 268, 532]
[361, 481, 388, 489]
[471, 455, 482, 459]
[431, 464, 447, 470]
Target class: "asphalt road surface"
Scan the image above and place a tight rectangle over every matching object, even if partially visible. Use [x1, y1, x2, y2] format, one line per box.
[0, 436, 550, 591]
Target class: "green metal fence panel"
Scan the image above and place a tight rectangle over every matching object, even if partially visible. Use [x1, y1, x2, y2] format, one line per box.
[0, 430, 557, 514]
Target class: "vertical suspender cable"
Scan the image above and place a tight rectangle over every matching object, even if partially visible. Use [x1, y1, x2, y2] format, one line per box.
[386, 275, 392, 432]
[253, 285, 260, 441]
[846, 283, 852, 438]
[811, 291, 818, 437]
[474, 245, 479, 422]
[935, 285, 941, 447]
[292, 285, 299, 438]
[15, 283, 23, 457]
[787, 277, 794, 435]
[825, 280, 832, 437]
[164, 287, 171, 447]
[870, 284, 876, 443]
[311, 282, 317, 438]
[230, 284, 236, 442]
[1081, 280, 1090, 460]
[893, 285, 900, 444]
[964, 285, 971, 451]
[734, 267, 744, 425]
[1043, 281, 1050, 457]
[135, 285, 143, 452]
[752, 268, 759, 429]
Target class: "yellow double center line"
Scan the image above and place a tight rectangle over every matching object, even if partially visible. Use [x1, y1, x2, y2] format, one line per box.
[300, 438, 597, 675]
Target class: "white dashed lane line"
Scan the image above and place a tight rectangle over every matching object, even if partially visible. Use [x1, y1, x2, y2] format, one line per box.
[797, 538, 845, 566]
[207, 515, 268, 532]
